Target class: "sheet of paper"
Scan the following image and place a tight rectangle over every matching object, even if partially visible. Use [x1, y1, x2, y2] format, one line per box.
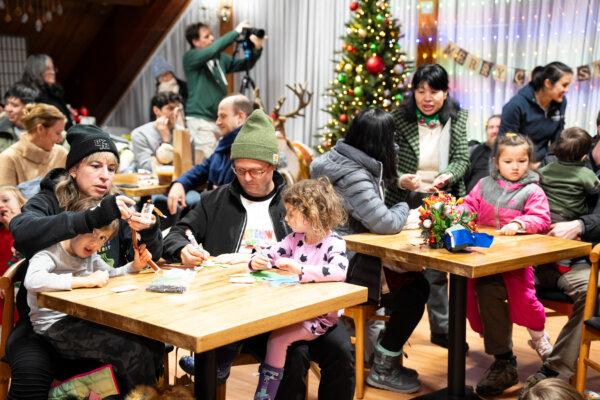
[111, 285, 139, 293]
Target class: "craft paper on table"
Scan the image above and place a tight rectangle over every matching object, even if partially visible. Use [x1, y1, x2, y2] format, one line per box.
[229, 271, 299, 287]
[111, 285, 139, 293]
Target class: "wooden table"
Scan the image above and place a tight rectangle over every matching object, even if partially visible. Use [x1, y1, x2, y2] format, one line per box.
[344, 228, 591, 400]
[113, 173, 170, 198]
[37, 264, 367, 399]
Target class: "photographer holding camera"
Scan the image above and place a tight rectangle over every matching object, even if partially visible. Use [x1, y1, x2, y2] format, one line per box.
[183, 20, 264, 162]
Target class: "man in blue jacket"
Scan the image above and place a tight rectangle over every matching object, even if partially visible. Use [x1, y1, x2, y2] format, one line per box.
[167, 94, 253, 215]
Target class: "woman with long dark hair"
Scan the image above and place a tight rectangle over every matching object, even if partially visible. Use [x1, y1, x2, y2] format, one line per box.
[500, 61, 573, 163]
[311, 108, 429, 394]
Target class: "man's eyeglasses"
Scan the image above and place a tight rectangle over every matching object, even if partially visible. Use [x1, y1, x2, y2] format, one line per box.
[231, 166, 267, 178]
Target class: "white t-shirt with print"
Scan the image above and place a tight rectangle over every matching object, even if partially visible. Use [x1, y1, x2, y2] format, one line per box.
[238, 195, 278, 253]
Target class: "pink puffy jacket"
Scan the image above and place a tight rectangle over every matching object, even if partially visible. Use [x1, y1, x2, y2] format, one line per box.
[461, 171, 551, 233]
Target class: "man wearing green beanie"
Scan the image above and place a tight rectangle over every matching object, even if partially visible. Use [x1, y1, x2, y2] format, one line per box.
[163, 108, 356, 399]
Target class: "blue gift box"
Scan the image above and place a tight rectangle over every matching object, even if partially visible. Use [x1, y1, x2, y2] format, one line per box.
[443, 225, 494, 252]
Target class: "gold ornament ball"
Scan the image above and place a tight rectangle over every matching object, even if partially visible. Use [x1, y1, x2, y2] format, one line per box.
[355, 64, 364, 73]
[344, 63, 354, 73]
[358, 29, 367, 38]
[354, 75, 362, 84]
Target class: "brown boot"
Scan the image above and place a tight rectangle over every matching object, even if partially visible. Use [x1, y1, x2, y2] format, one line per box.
[476, 357, 518, 396]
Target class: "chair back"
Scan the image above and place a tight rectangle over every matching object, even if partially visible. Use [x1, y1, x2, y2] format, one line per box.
[585, 244, 600, 321]
[0, 258, 27, 399]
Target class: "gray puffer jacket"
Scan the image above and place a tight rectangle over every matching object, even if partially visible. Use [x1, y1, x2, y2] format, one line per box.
[310, 140, 409, 301]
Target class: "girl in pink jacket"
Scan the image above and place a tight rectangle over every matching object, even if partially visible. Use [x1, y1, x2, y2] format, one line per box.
[462, 132, 552, 360]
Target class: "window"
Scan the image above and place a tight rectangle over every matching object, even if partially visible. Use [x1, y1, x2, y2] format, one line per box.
[0, 36, 27, 98]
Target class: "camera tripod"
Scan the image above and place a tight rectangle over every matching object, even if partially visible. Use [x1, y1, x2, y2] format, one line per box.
[230, 39, 257, 96]
[239, 69, 256, 96]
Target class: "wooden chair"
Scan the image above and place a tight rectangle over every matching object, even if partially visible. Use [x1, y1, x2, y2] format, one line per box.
[536, 285, 574, 318]
[575, 243, 600, 394]
[344, 303, 391, 400]
[0, 259, 27, 399]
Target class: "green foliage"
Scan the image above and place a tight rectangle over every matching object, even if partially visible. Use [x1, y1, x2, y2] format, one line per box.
[418, 192, 478, 248]
[317, 0, 413, 153]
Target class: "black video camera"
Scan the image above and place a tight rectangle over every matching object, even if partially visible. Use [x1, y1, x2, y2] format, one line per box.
[239, 27, 265, 49]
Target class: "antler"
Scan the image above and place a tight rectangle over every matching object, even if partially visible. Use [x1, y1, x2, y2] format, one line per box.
[269, 82, 313, 131]
[252, 88, 266, 111]
[280, 82, 313, 119]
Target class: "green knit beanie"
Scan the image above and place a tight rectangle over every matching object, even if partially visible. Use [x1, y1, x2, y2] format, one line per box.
[231, 109, 280, 165]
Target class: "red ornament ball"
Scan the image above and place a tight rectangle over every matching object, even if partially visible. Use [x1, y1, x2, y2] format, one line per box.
[349, 1, 359, 11]
[348, 89, 354, 96]
[365, 55, 385, 74]
[346, 45, 356, 54]
[339, 114, 349, 124]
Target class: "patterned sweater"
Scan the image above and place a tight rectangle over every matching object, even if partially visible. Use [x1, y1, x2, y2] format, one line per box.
[251, 231, 348, 335]
[386, 108, 469, 205]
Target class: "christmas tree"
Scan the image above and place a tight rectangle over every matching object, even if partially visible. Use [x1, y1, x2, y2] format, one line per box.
[317, 0, 413, 153]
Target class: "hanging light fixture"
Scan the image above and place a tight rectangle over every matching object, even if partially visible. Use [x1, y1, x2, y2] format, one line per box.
[2, 0, 63, 31]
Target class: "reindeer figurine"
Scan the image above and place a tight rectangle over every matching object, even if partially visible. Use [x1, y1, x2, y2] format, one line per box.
[254, 83, 314, 185]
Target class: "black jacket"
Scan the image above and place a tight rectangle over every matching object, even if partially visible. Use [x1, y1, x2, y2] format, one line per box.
[11, 168, 163, 262]
[500, 84, 566, 161]
[163, 172, 289, 262]
[36, 83, 73, 129]
[464, 143, 492, 193]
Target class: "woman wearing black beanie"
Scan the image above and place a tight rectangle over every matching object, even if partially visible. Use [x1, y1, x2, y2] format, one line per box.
[5, 124, 165, 399]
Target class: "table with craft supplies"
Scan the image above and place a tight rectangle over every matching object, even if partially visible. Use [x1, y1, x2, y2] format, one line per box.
[37, 262, 368, 400]
[344, 228, 591, 399]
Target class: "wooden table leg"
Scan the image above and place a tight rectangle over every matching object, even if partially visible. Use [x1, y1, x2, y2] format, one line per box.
[413, 274, 480, 400]
[195, 350, 217, 400]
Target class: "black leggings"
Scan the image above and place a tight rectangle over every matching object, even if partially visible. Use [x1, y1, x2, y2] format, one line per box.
[380, 272, 430, 352]
[5, 319, 87, 400]
[6, 318, 163, 399]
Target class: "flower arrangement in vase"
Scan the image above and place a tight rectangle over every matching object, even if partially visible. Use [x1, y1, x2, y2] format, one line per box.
[418, 192, 477, 248]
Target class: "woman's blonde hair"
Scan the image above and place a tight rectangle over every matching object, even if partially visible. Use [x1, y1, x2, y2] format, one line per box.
[0, 185, 26, 207]
[520, 378, 583, 400]
[55, 151, 119, 210]
[21, 103, 65, 133]
[283, 178, 347, 239]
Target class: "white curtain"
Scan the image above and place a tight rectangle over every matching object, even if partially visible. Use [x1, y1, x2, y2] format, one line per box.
[437, 0, 600, 141]
[103, 0, 419, 146]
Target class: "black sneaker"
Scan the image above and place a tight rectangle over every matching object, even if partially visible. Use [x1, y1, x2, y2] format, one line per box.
[476, 357, 518, 396]
[430, 332, 470, 352]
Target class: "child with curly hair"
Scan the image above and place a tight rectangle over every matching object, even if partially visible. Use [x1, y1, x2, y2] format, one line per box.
[249, 178, 348, 400]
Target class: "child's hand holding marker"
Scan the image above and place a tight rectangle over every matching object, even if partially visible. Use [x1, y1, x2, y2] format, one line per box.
[250, 247, 273, 271]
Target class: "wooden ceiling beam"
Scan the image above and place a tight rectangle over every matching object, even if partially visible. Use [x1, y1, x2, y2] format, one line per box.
[64, 0, 191, 123]
[74, 0, 152, 6]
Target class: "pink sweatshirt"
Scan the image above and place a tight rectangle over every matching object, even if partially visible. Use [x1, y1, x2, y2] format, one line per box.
[462, 171, 551, 333]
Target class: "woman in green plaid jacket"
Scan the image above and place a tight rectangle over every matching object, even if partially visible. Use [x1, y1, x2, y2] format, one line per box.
[385, 63, 470, 349]
[385, 64, 469, 208]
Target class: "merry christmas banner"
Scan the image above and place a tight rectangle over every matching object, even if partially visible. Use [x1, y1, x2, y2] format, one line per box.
[442, 41, 599, 84]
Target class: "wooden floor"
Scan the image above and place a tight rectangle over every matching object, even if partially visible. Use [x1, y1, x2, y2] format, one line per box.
[168, 309, 600, 399]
